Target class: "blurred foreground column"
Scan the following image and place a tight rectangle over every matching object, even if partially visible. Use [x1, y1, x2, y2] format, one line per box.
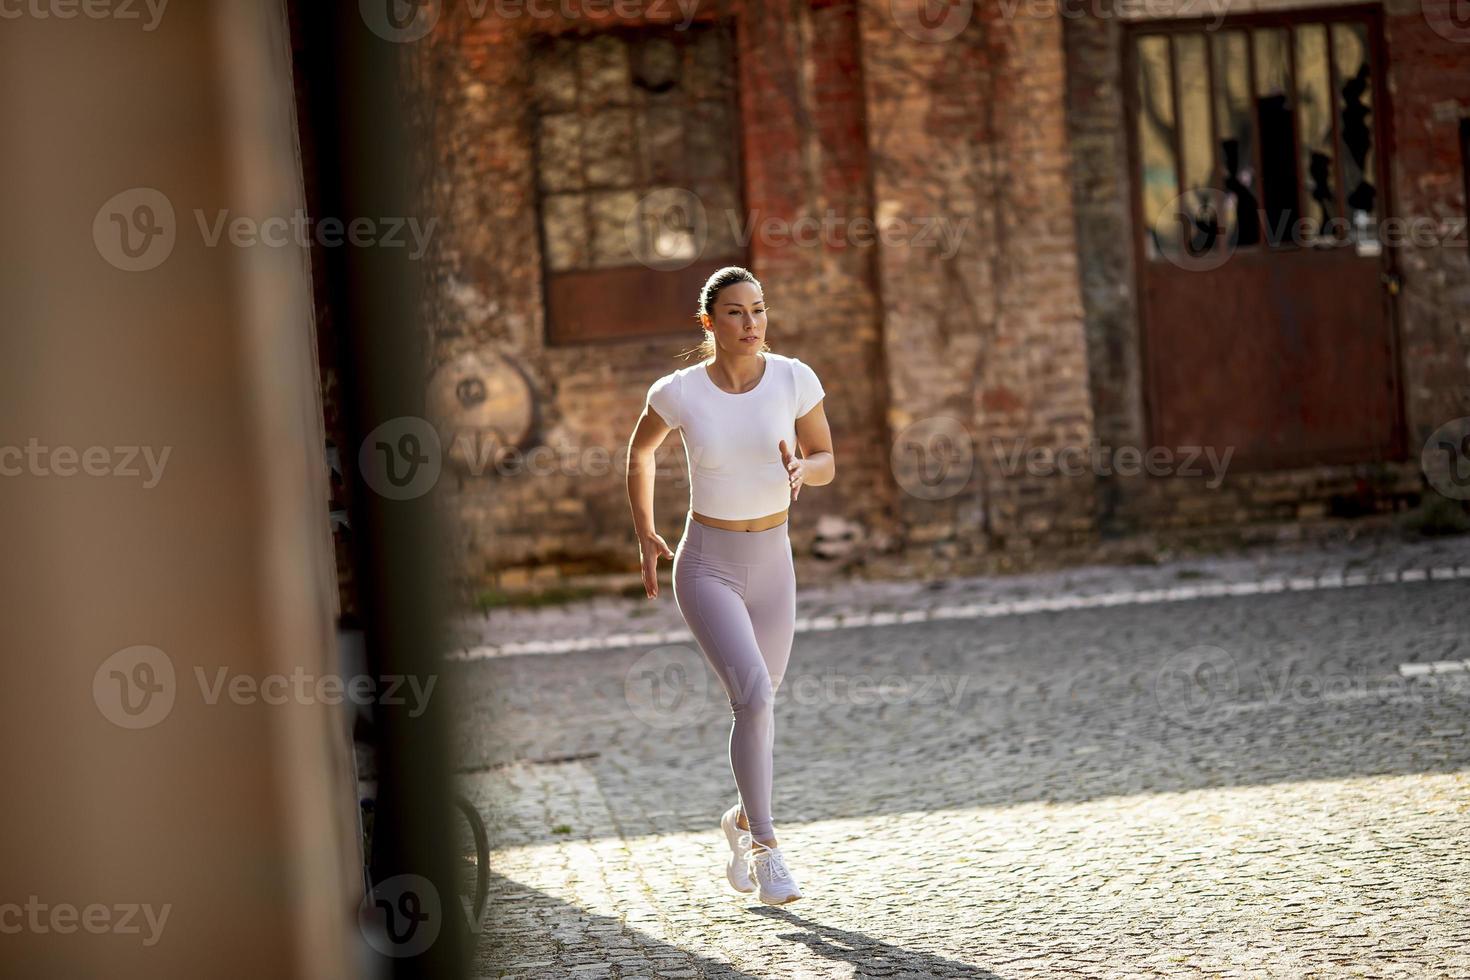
[0, 1, 360, 976]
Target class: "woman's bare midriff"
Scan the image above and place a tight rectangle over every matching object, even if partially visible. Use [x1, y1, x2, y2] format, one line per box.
[692, 508, 789, 532]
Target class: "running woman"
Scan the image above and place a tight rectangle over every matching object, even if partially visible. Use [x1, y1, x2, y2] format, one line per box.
[625, 266, 835, 905]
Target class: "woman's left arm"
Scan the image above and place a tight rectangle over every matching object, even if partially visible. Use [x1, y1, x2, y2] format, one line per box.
[787, 401, 835, 499]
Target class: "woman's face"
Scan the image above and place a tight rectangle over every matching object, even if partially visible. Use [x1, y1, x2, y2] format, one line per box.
[702, 280, 766, 355]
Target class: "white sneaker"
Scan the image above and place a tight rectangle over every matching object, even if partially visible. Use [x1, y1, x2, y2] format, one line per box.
[720, 804, 755, 893]
[745, 839, 802, 905]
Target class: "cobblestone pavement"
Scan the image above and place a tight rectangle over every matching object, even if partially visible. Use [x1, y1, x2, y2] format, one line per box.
[451, 542, 1470, 978]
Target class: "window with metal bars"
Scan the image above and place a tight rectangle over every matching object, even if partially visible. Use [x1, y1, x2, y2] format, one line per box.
[1130, 15, 1380, 261]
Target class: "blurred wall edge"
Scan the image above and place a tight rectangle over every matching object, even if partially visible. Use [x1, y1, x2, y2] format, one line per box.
[0, 0, 360, 977]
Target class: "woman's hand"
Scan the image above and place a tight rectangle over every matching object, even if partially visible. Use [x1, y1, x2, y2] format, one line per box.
[778, 439, 806, 502]
[640, 531, 675, 599]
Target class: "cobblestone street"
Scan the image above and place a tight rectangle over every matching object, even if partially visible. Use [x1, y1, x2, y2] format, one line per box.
[452, 538, 1470, 978]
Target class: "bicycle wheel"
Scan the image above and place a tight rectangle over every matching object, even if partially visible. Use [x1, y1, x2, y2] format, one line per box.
[452, 794, 490, 929]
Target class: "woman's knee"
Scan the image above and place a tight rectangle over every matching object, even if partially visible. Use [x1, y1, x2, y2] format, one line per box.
[728, 669, 775, 718]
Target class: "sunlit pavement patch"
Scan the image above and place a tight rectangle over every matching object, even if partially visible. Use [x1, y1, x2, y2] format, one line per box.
[466, 764, 1470, 978]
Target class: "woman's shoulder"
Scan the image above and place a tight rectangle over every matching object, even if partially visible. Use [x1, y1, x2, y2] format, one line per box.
[768, 351, 819, 381]
[765, 351, 810, 373]
[650, 361, 698, 388]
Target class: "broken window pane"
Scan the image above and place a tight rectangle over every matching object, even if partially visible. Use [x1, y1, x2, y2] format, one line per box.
[1135, 35, 1180, 258]
[1213, 30, 1258, 247]
[1174, 33, 1219, 257]
[1295, 24, 1336, 241]
[1333, 21, 1376, 240]
[1253, 28, 1299, 245]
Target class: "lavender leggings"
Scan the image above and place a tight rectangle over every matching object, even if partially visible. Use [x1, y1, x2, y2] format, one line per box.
[672, 514, 796, 842]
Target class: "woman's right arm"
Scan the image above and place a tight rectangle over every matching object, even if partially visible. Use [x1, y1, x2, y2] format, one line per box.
[627, 406, 676, 599]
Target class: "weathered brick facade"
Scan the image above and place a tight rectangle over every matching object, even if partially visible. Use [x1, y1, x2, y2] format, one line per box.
[396, 0, 1468, 599]
[1063, 0, 1470, 534]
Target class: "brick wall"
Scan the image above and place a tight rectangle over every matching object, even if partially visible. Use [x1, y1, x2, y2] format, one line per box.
[856, 0, 1099, 558]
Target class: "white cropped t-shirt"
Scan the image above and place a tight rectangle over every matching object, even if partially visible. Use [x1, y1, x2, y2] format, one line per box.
[643, 352, 826, 521]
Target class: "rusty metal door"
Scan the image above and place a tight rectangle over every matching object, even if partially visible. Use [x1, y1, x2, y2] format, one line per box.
[1124, 10, 1404, 469]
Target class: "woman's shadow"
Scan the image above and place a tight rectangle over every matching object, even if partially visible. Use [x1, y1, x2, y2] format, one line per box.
[749, 904, 1002, 979]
